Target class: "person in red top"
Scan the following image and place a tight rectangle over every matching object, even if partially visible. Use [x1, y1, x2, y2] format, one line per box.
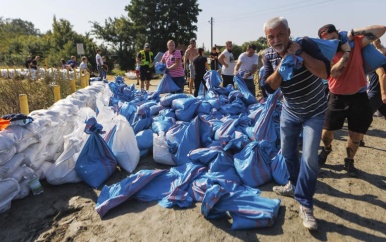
[317, 24, 386, 177]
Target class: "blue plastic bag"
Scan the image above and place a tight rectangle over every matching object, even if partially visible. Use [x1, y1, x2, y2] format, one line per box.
[233, 74, 258, 105]
[157, 73, 181, 94]
[75, 117, 117, 188]
[154, 62, 166, 74]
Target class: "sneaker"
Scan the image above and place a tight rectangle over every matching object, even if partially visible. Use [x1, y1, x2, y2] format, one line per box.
[299, 205, 318, 230]
[273, 181, 294, 197]
[318, 147, 332, 165]
[359, 140, 365, 147]
[344, 158, 358, 177]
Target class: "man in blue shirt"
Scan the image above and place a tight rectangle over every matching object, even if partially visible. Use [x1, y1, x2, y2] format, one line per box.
[67, 56, 78, 70]
[262, 16, 330, 230]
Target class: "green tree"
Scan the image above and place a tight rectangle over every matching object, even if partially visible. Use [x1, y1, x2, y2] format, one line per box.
[91, 16, 138, 71]
[125, 0, 202, 53]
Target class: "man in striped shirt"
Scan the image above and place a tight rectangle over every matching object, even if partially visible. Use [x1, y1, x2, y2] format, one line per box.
[262, 17, 330, 231]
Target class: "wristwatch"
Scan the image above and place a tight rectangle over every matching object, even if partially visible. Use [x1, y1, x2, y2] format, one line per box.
[295, 48, 303, 56]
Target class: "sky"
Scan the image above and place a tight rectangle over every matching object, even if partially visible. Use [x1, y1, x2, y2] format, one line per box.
[1, 0, 386, 50]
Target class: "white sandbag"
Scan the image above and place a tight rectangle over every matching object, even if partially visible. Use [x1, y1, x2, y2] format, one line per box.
[14, 179, 30, 200]
[46, 137, 83, 185]
[0, 178, 20, 213]
[29, 109, 62, 123]
[15, 136, 39, 153]
[1, 153, 26, 178]
[22, 142, 45, 164]
[2, 125, 37, 144]
[0, 134, 16, 161]
[45, 140, 64, 162]
[29, 151, 48, 171]
[24, 116, 51, 134]
[36, 161, 53, 180]
[0, 146, 16, 167]
[153, 132, 175, 165]
[7, 165, 29, 183]
[105, 116, 140, 173]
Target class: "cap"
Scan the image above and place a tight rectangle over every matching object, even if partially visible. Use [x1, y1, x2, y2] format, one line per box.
[318, 24, 337, 38]
[144, 43, 150, 48]
[190, 38, 196, 43]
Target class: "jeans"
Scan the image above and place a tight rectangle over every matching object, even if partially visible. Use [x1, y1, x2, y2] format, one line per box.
[97, 65, 104, 78]
[171, 76, 185, 93]
[280, 108, 325, 209]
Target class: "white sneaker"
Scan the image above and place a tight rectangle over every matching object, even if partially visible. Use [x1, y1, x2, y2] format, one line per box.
[299, 205, 318, 230]
[272, 181, 294, 197]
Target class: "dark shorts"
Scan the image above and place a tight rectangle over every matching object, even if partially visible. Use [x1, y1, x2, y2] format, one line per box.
[323, 92, 373, 134]
[140, 67, 152, 81]
[222, 75, 234, 87]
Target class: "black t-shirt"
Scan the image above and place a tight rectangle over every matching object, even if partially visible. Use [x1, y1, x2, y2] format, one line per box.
[193, 55, 207, 78]
[209, 52, 219, 70]
[25, 60, 31, 69]
[30, 59, 38, 70]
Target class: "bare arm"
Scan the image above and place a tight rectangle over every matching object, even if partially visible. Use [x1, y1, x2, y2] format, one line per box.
[376, 66, 386, 103]
[234, 60, 242, 74]
[265, 64, 283, 91]
[288, 41, 329, 79]
[348, 25, 386, 47]
[218, 54, 228, 68]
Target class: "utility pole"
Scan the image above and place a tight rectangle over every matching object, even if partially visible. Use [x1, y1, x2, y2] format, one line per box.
[209, 17, 213, 49]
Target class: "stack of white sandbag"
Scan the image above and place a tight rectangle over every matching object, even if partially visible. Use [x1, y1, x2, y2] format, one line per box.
[0, 82, 105, 213]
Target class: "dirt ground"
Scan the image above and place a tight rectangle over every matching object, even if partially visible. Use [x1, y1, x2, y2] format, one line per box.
[0, 77, 385, 242]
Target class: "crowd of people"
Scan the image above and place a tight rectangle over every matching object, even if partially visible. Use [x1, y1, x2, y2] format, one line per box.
[134, 17, 386, 232]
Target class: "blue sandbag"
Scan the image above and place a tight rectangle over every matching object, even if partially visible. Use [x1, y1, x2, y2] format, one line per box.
[204, 70, 222, 89]
[278, 54, 303, 81]
[157, 73, 181, 94]
[165, 121, 190, 154]
[196, 101, 212, 114]
[233, 140, 273, 187]
[188, 147, 241, 183]
[96, 169, 168, 216]
[201, 179, 281, 230]
[158, 162, 207, 208]
[233, 74, 258, 105]
[219, 97, 246, 116]
[132, 118, 152, 134]
[155, 62, 166, 74]
[173, 116, 214, 165]
[75, 117, 117, 188]
[310, 38, 339, 61]
[152, 116, 175, 134]
[171, 97, 196, 110]
[160, 93, 189, 107]
[362, 44, 386, 73]
[175, 101, 200, 122]
[136, 129, 154, 150]
[119, 102, 137, 125]
[270, 150, 289, 185]
[150, 104, 164, 116]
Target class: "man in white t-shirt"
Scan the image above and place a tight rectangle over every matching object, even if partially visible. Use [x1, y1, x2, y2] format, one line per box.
[234, 44, 259, 96]
[95, 49, 103, 78]
[218, 41, 235, 87]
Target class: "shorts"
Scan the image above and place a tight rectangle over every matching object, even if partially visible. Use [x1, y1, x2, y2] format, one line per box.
[135, 70, 140, 75]
[140, 67, 152, 81]
[189, 63, 195, 78]
[323, 92, 373, 134]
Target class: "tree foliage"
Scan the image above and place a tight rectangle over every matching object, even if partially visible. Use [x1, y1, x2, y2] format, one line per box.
[125, 0, 202, 53]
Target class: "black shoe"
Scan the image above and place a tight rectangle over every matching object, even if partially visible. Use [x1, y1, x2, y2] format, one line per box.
[344, 158, 358, 177]
[318, 147, 332, 165]
[359, 140, 365, 147]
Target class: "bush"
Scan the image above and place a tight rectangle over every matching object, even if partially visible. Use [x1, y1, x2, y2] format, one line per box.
[0, 70, 81, 116]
